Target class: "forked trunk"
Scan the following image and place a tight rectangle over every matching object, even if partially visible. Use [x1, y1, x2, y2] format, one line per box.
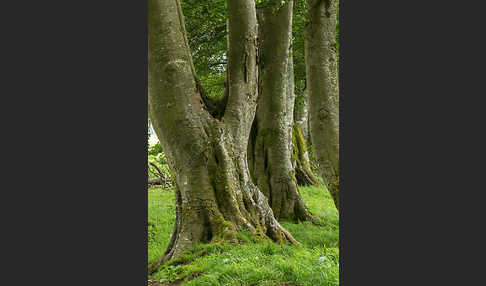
[248, 0, 315, 222]
[306, 0, 339, 210]
[148, 0, 298, 272]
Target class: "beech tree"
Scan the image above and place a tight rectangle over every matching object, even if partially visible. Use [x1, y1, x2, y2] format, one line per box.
[291, 123, 319, 186]
[306, 0, 339, 210]
[292, 89, 319, 187]
[291, 0, 320, 187]
[148, 0, 299, 271]
[176, 0, 318, 213]
[247, 0, 315, 222]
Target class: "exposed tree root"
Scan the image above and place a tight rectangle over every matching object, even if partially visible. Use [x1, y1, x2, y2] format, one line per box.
[149, 122, 300, 275]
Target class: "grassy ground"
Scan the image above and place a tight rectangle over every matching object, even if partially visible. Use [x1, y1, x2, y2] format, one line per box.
[148, 185, 339, 286]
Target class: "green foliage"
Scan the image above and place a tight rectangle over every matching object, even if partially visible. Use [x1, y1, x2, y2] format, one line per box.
[200, 72, 226, 99]
[181, 0, 228, 77]
[148, 185, 339, 285]
[147, 143, 173, 189]
[148, 143, 163, 156]
[179, 0, 338, 103]
[148, 153, 170, 178]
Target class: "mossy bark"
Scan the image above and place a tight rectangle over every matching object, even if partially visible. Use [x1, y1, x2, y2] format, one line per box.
[248, 0, 315, 222]
[294, 88, 310, 142]
[290, 39, 318, 186]
[148, 0, 298, 272]
[306, 0, 339, 211]
[291, 124, 320, 186]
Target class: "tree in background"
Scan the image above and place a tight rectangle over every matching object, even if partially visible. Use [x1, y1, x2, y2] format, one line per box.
[248, 0, 315, 222]
[306, 0, 339, 211]
[290, 0, 320, 187]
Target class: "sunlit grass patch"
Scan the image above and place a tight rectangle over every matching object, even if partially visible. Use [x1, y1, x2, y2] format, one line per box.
[148, 184, 339, 286]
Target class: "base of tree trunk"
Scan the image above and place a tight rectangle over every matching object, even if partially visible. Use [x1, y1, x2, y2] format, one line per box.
[327, 181, 340, 211]
[149, 123, 300, 274]
[261, 175, 318, 223]
[148, 182, 298, 274]
[248, 126, 318, 223]
[148, 0, 299, 276]
[294, 165, 319, 186]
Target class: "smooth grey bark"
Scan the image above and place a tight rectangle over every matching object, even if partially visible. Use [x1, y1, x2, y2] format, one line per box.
[287, 26, 318, 187]
[248, 0, 315, 222]
[306, 0, 339, 210]
[148, 0, 298, 272]
[294, 88, 310, 142]
[290, 53, 318, 187]
[286, 48, 296, 154]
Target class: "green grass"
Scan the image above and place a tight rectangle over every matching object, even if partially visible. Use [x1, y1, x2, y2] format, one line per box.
[148, 185, 339, 286]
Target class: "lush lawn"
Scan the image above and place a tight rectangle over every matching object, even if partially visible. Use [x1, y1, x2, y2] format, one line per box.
[148, 185, 339, 286]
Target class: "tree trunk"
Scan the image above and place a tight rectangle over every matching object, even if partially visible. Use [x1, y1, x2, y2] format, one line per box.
[292, 124, 320, 186]
[294, 88, 310, 142]
[148, 0, 298, 272]
[293, 87, 319, 186]
[248, 0, 315, 222]
[306, 0, 339, 211]
[290, 37, 318, 187]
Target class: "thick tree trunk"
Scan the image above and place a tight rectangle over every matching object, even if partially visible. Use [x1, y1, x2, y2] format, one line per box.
[148, 0, 298, 272]
[306, 0, 339, 211]
[248, 0, 315, 222]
